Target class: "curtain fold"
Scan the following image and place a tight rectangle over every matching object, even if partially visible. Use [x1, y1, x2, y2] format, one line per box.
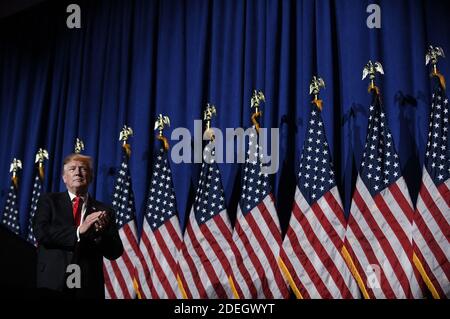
[0, 0, 449, 236]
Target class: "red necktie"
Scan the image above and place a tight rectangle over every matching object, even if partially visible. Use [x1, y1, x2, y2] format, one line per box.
[73, 196, 83, 226]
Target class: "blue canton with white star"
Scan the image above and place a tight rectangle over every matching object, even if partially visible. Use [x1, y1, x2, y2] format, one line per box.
[27, 174, 42, 245]
[194, 142, 226, 225]
[360, 94, 402, 196]
[425, 83, 450, 185]
[111, 153, 136, 229]
[145, 148, 177, 231]
[240, 128, 271, 214]
[298, 107, 336, 205]
[1, 182, 20, 235]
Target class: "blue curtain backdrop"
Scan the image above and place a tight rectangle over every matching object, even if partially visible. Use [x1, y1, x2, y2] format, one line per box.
[0, 0, 449, 237]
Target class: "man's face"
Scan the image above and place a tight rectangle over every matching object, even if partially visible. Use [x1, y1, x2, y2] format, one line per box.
[62, 160, 92, 195]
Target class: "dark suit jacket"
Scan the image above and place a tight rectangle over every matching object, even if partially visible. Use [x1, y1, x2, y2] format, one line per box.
[33, 192, 123, 299]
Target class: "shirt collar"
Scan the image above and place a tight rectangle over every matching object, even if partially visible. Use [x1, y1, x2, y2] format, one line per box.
[68, 191, 88, 204]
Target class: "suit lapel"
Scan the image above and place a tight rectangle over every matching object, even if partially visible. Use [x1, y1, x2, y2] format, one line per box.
[84, 194, 98, 219]
[60, 192, 75, 225]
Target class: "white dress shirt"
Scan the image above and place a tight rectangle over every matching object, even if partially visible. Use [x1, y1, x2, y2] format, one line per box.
[68, 191, 88, 242]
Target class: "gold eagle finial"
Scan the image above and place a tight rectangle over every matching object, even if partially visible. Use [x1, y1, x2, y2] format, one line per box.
[426, 45, 446, 89]
[204, 104, 216, 141]
[251, 90, 265, 132]
[10, 158, 22, 189]
[35, 148, 49, 180]
[119, 125, 133, 157]
[74, 138, 85, 154]
[154, 114, 170, 151]
[362, 60, 384, 94]
[310, 76, 325, 111]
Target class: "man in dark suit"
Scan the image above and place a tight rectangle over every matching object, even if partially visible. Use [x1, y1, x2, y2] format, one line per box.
[34, 153, 123, 299]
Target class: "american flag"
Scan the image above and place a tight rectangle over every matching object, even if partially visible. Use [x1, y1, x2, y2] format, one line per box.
[231, 128, 289, 298]
[412, 80, 449, 298]
[343, 92, 424, 298]
[134, 148, 183, 298]
[279, 107, 360, 299]
[1, 182, 20, 236]
[177, 142, 237, 298]
[27, 174, 43, 246]
[103, 152, 142, 299]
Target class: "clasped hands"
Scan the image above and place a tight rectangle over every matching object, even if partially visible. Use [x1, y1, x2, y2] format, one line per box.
[79, 211, 110, 237]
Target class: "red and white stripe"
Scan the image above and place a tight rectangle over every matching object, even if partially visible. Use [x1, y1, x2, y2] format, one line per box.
[134, 215, 183, 298]
[232, 194, 289, 298]
[280, 186, 360, 298]
[103, 221, 142, 299]
[344, 176, 424, 298]
[177, 208, 236, 298]
[412, 168, 450, 298]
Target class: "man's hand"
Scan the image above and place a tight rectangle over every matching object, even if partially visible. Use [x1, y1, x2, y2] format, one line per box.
[94, 211, 110, 234]
[79, 211, 104, 235]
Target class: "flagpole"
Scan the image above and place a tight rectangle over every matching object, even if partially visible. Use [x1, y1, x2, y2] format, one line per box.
[154, 115, 189, 299]
[119, 125, 141, 298]
[412, 45, 447, 299]
[203, 104, 240, 298]
[277, 76, 326, 299]
[341, 61, 385, 299]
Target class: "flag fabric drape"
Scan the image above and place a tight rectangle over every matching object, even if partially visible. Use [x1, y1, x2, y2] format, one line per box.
[177, 142, 239, 298]
[279, 106, 360, 299]
[26, 174, 42, 246]
[231, 128, 289, 298]
[343, 92, 424, 299]
[1, 182, 20, 236]
[103, 151, 142, 299]
[412, 78, 450, 298]
[134, 147, 183, 299]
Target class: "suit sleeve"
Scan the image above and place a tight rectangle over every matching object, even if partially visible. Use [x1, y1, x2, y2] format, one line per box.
[34, 194, 77, 249]
[96, 208, 124, 260]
